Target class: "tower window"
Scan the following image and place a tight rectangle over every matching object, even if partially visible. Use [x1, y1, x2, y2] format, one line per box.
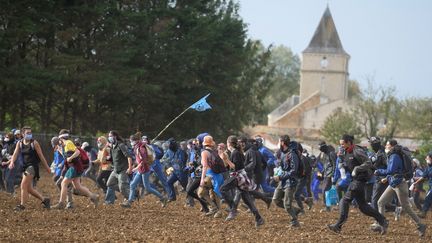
[320, 56, 328, 69]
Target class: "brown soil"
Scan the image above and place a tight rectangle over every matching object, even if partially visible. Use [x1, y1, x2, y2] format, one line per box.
[0, 172, 431, 242]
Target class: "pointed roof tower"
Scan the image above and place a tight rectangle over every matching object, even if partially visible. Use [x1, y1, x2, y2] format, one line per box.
[303, 6, 347, 54]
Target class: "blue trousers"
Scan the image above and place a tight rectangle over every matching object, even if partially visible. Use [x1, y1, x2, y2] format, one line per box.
[422, 189, 432, 213]
[260, 169, 275, 193]
[151, 161, 171, 195]
[167, 172, 188, 200]
[129, 171, 163, 202]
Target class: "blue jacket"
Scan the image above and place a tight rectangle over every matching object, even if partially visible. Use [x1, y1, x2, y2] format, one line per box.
[258, 146, 277, 167]
[376, 152, 403, 187]
[422, 165, 432, 189]
[161, 149, 187, 175]
[333, 157, 352, 188]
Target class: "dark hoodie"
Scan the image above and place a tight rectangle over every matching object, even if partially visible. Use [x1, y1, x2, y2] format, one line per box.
[279, 141, 300, 188]
[244, 143, 264, 185]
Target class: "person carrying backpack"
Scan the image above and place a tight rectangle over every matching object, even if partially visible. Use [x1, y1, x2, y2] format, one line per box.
[122, 133, 167, 208]
[8, 127, 51, 211]
[375, 140, 426, 237]
[272, 135, 303, 227]
[198, 135, 225, 218]
[51, 129, 99, 209]
[141, 136, 171, 197]
[328, 134, 388, 235]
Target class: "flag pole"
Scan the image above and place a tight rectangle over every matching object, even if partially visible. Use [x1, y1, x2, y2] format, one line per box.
[151, 106, 191, 143]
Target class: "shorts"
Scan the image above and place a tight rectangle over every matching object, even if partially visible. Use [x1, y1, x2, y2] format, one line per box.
[65, 167, 82, 179]
[24, 166, 36, 177]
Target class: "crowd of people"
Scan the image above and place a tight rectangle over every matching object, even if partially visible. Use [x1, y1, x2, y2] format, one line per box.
[1, 127, 431, 237]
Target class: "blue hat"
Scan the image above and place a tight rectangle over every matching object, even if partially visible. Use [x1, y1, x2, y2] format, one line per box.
[196, 132, 209, 144]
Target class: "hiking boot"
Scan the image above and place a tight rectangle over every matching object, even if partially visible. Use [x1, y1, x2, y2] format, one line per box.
[51, 202, 66, 210]
[200, 206, 209, 213]
[305, 197, 314, 210]
[160, 198, 168, 208]
[225, 210, 238, 221]
[379, 219, 389, 235]
[370, 222, 381, 232]
[214, 211, 223, 218]
[121, 200, 131, 208]
[295, 208, 302, 217]
[14, 204, 25, 212]
[264, 198, 272, 209]
[66, 202, 74, 209]
[298, 209, 305, 216]
[167, 198, 176, 203]
[418, 223, 426, 237]
[417, 211, 427, 219]
[328, 224, 341, 233]
[90, 194, 99, 208]
[255, 217, 265, 228]
[41, 198, 50, 209]
[205, 209, 217, 217]
[291, 220, 300, 228]
[394, 206, 402, 221]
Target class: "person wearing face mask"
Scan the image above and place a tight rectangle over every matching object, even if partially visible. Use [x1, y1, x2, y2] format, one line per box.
[142, 135, 171, 197]
[121, 133, 167, 208]
[375, 140, 426, 237]
[328, 134, 388, 234]
[317, 141, 337, 212]
[368, 137, 388, 211]
[104, 130, 133, 205]
[51, 129, 99, 209]
[272, 135, 303, 227]
[8, 127, 51, 211]
[219, 135, 264, 227]
[92, 136, 112, 194]
[414, 152, 432, 219]
[162, 138, 188, 202]
[367, 136, 390, 231]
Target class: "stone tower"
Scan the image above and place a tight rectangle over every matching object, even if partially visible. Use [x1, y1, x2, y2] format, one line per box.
[300, 6, 350, 102]
[267, 6, 350, 134]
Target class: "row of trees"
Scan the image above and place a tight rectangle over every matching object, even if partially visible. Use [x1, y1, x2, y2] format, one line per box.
[0, 0, 280, 140]
[321, 79, 432, 158]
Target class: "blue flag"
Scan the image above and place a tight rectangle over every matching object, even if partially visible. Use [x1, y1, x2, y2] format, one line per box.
[190, 93, 212, 111]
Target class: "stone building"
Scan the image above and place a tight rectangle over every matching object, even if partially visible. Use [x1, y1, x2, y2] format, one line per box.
[267, 6, 350, 135]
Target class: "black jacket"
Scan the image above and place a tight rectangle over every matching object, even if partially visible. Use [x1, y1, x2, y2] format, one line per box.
[244, 144, 264, 185]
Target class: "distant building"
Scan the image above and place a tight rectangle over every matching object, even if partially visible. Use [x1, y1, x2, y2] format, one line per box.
[268, 6, 350, 133]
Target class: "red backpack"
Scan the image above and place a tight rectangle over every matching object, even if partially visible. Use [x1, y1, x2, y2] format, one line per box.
[77, 147, 90, 170]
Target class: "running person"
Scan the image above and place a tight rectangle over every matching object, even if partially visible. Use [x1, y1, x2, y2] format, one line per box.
[51, 129, 99, 209]
[8, 127, 51, 211]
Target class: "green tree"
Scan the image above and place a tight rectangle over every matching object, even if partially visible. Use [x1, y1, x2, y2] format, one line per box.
[321, 108, 362, 145]
[352, 77, 401, 140]
[399, 97, 432, 140]
[0, 0, 273, 141]
[261, 45, 300, 123]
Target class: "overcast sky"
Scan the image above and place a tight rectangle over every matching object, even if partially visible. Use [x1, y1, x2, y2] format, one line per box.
[238, 0, 432, 98]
